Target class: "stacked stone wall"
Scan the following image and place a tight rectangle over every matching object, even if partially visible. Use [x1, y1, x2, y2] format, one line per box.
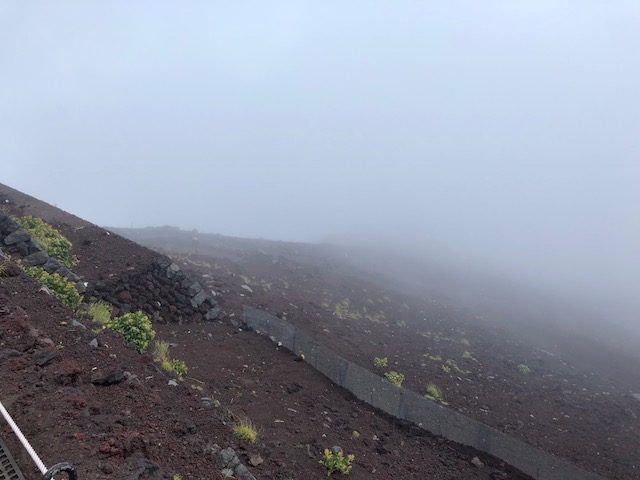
[87, 256, 225, 323]
[0, 212, 224, 323]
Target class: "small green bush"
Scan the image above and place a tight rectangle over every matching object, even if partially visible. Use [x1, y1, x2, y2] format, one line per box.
[167, 359, 188, 379]
[383, 371, 404, 388]
[88, 301, 112, 325]
[13, 216, 78, 268]
[320, 449, 355, 476]
[373, 356, 388, 369]
[108, 311, 155, 354]
[517, 364, 531, 374]
[28, 267, 82, 312]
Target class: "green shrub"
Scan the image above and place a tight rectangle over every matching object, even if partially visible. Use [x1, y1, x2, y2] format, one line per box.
[383, 371, 404, 388]
[88, 301, 112, 325]
[167, 359, 188, 379]
[517, 364, 531, 374]
[108, 311, 155, 354]
[13, 216, 78, 268]
[373, 356, 388, 369]
[28, 267, 82, 312]
[320, 449, 355, 476]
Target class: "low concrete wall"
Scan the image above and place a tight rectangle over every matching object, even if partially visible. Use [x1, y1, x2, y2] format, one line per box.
[243, 306, 607, 480]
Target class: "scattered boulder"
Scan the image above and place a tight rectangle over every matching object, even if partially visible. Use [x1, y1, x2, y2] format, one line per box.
[34, 350, 59, 367]
[216, 447, 256, 479]
[92, 370, 126, 386]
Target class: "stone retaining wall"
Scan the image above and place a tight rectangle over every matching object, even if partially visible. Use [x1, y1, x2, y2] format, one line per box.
[86, 255, 225, 323]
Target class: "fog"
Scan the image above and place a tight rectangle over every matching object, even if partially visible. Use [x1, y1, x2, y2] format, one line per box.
[1, 2, 638, 336]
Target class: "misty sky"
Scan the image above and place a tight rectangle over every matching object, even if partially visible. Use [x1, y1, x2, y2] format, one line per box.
[1, 2, 639, 326]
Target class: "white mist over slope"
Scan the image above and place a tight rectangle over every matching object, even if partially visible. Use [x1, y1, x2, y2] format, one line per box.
[1, 2, 638, 334]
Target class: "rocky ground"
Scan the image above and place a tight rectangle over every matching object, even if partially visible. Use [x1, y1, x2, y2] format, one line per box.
[0, 182, 638, 479]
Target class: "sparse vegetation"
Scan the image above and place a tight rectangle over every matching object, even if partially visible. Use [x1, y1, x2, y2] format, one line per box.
[445, 358, 469, 376]
[351, 430, 360, 440]
[517, 364, 531, 374]
[320, 449, 355, 477]
[384, 371, 405, 388]
[153, 340, 188, 379]
[108, 311, 155, 354]
[13, 215, 78, 268]
[0, 261, 9, 277]
[232, 417, 258, 443]
[462, 351, 478, 362]
[334, 298, 362, 321]
[373, 356, 388, 369]
[363, 309, 386, 324]
[424, 383, 447, 405]
[154, 340, 170, 361]
[441, 365, 451, 374]
[27, 266, 82, 312]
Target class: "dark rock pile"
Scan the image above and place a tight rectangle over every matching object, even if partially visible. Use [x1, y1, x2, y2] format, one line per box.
[86, 255, 225, 323]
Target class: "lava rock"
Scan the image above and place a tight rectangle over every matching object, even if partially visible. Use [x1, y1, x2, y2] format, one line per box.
[35, 350, 59, 367]
[92, 370, 125, 386]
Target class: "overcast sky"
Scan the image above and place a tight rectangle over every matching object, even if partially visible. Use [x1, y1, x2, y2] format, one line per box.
[1, 1, 639, 326]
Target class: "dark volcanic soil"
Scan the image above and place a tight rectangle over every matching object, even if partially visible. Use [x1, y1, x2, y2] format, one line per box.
[0, 184, 543, 479]
[2, 183, 640, 480]
[161, 252, 639, 480]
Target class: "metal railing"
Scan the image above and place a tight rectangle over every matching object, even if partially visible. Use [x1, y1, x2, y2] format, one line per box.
[0, 401, 76, 480]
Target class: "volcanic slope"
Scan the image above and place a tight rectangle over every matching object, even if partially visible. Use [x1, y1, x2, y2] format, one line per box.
[114, 225, 640, 480]
[0, 183, 535, 479]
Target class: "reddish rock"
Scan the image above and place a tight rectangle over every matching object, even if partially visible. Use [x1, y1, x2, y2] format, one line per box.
[117, 290, 133, 303]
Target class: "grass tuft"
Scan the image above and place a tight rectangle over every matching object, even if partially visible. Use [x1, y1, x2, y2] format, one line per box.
[233, 417, 258, 443]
